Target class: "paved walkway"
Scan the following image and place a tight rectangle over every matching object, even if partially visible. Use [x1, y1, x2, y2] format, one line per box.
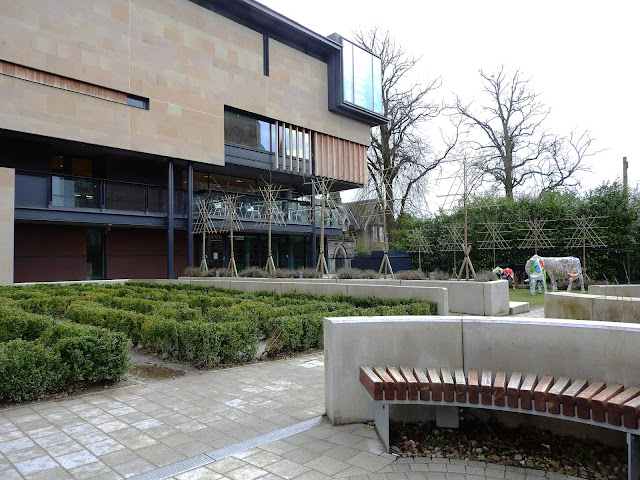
[1, 344, 571, 480]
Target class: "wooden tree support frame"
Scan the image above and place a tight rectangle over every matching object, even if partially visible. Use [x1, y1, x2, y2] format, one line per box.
[378, 251, 394, 279]
[456, 244, 476, 280]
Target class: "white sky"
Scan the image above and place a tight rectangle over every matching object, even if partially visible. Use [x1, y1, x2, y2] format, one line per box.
[259, 0, 640, 211]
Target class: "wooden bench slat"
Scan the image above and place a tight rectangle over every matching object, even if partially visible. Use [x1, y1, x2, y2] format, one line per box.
[373, 366, 396, 400]
[481, 370, 493, 406]
[413, 368, 430, 401]
[386, 366, 407, 401]
[623, 395, 640, 429]
[608, 387, 640, 426]
[427, 367, 443, 401]
[534, 375, 555, 412]
[592, 384, 625, 423]
[547, 376, 571, 414]
[468, 369, 479, 404]
[494, 371, 507, 407]
[442, 368, 455, 403]
[507, 371, 522, 408]
[576, 381, 606, 419]
[562, 379, 588, 417]
[399, 366, 419, 401]
[520, 373, 538, 410]
[360, 366, 383, 400]
[454, 368, 467, 403]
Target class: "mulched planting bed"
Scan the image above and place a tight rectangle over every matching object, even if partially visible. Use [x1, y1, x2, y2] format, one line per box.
[390, 418, 627, 479]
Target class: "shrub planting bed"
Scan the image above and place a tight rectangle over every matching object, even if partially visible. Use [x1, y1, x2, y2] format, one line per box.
[0, 302, 129, 402]
[0, 283, 437, 379]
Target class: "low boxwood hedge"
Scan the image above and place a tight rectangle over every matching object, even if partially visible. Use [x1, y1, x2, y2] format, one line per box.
[0, 306, 129, 402]
[1, 283, 437, 371]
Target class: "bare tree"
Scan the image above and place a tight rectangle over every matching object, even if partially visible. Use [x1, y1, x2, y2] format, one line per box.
[354, 29, 457, 235]
[456, 67, 597, 199]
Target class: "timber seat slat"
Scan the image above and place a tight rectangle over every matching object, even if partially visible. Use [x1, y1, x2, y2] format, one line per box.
[534, 375, 555, 412]
[399, 366, 419, 401]
[520, 373, 538, 410]
[373, 366, 396, 400]
[562, 379, 589, 417]
[454, 368, 467, 403]
[386, 367, 407, 400]
[468, 369, 479, 404]
[506, 371, 522, 408]
[442, 368, 455, 403]
[481, 370, 493, 406]
[494, 371, 507, 407]
[592, 384, 625, 422]
[427, 368, 443, 401]
[609, 387, 640, 427]
[547, 376, 571, 414]
[576, 381, 606, 419]
[413, 368, 430, 400]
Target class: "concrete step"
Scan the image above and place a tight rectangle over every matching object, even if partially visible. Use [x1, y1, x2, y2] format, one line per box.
[509, 301, 530, 315]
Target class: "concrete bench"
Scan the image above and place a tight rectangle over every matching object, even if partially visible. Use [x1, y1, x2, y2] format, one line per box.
[360, 365, 640, 478]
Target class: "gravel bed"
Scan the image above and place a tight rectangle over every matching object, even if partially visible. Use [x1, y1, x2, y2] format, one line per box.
[390, 417, 627, 479]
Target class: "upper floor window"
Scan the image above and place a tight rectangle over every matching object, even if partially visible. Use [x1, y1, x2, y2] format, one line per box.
[224, 110, 276, 152]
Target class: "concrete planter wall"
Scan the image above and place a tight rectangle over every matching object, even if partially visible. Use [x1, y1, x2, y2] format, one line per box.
[324, 315, 640, 424]
[177, 277, 509, 317]
[589, 284, 640, 298]
[545, 291, 640, 323]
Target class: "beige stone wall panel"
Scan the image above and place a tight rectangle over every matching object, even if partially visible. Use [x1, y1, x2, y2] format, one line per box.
[0, 167, 14, 285]
[0, 76, 130, 150]
[0, 0, 130, 92]
[130, 101, 223, 165]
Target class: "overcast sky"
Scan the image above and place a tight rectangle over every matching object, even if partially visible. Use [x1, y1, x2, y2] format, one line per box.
[259, 0, 639, 209]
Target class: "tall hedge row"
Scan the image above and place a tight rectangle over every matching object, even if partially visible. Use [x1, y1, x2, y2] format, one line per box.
[394, 182, 640, 282]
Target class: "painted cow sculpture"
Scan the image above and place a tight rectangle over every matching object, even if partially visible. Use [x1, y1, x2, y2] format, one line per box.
[524, 255, 585, 296]
[492, 267, 516, 290]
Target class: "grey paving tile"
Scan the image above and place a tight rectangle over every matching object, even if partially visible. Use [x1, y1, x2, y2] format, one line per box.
[303, 454, 351, 476]
[111, 457, 156, 477]
[14, 454, 59, 475]
[24, 466, 75, 480]
[208, 456, 248, 475]
[57, 449, 100, 469]
[347, 451, 395, 472]
[175, 466, 223, 479]
[263, 459, 311, 479]
[225, 464, 269, 480]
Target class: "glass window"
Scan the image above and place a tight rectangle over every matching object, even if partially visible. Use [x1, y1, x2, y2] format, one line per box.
[224, 110, 274, 152]
[342, 41, 354, 104]
[304, 132, 310, 160]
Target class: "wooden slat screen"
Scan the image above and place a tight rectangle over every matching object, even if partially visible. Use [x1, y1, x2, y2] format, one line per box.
[0, 59, 127, 104]
[275, 122, 311, 175]
[314, 132, 367, 185]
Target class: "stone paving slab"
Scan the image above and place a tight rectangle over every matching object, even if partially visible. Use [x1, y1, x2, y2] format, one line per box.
[0, 352, 573, 480]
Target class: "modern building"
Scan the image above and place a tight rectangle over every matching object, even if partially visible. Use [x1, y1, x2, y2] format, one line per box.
[0, 0, 386, 284]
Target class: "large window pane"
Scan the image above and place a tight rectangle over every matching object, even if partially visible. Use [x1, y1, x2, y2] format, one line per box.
[224, 110, 273, 152]
[342, 41, 354, 103]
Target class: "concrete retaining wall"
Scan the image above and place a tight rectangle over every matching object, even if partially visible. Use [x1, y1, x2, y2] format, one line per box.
[589, 284, 640, 298]
[178, 278, 449, 315]
[178, 277, 509, 316]
[545, 292, 640, 323]
[324, 315, 640, 424]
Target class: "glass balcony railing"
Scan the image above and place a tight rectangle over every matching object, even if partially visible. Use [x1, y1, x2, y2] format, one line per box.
[193, 191, 345, 228]
[15, 173, 187, 216]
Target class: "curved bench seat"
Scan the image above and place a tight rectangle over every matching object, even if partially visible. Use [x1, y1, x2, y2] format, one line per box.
[360, 365, 640, 478]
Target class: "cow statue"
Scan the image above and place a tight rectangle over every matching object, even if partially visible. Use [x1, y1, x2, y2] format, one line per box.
[492, 267, 516, 290]
[525, 255, 585, 296]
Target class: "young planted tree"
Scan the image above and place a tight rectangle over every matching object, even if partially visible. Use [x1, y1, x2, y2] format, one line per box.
[456, 67, 597, 199]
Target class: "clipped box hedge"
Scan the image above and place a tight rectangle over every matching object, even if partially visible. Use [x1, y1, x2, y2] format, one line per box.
[0, 306, 129, 402]
[0, 283, 437, 371]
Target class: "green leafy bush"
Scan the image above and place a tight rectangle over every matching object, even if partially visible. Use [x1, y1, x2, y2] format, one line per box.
[0, 306, 130, 402]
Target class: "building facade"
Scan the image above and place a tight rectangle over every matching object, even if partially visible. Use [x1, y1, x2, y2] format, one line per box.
[0, 0, 385, 283]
